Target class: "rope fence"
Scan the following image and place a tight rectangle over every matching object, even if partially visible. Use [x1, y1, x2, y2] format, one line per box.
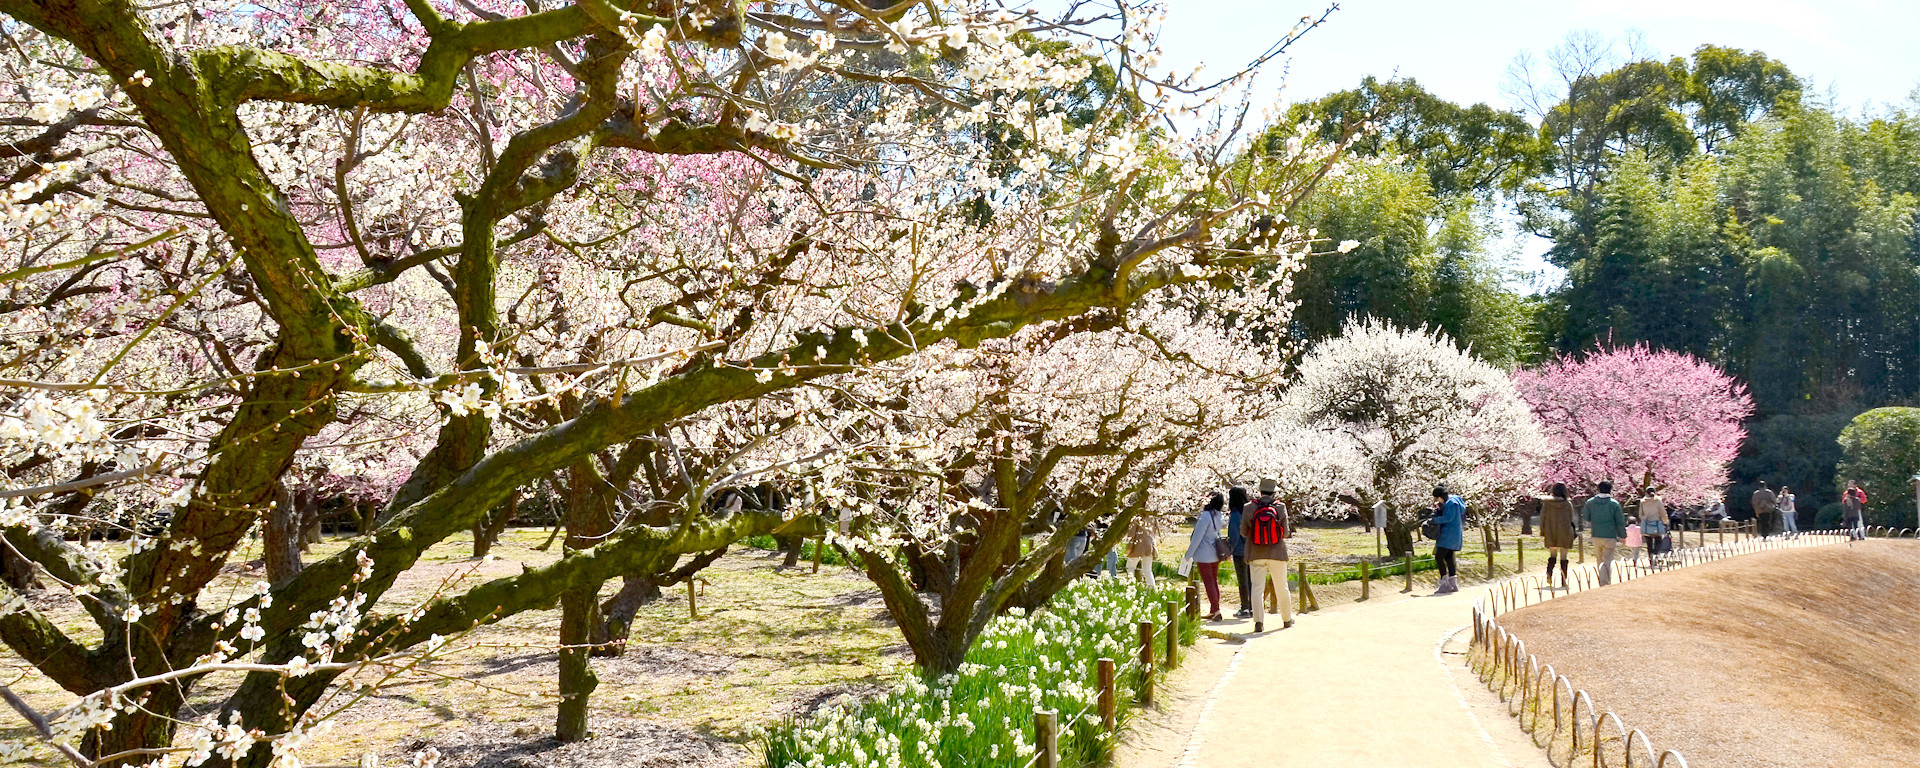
[1469, 529, 1852, 767]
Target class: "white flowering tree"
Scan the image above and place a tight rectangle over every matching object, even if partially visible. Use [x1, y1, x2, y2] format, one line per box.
[0, 0, 1353, 763]
[1284, 320, 1547, 556]
[820, 295, 1294, 675]
[1179, 418, 1367, 520]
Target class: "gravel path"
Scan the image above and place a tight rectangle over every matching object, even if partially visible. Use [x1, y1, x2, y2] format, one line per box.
[1174, 585, 1553, 768]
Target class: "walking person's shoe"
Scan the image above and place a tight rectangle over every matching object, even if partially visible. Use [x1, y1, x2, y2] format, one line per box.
[1254, 621, 1264, 633]
[1236, 607, 1253, 619]
[1207, 611, 1223, 622]
[1283, 620, 1294, 629]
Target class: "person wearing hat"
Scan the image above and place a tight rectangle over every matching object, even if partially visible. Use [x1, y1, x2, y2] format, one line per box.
[1237, 477, 1293, 632]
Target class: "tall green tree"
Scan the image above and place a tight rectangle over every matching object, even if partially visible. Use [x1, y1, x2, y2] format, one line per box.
[1835, 408, 1920, 528]
[1288, 76, 1540, 198]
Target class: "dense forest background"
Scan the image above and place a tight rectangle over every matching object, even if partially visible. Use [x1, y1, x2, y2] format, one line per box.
[1264, 37, 1919, 520]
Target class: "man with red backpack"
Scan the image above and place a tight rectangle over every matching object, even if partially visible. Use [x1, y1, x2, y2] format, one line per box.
[1238, 477, 1293, 632]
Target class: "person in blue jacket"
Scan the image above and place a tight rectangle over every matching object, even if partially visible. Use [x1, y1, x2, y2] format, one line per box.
[1227, 483, 1253, 617]
[1430, 486, 1466, 595]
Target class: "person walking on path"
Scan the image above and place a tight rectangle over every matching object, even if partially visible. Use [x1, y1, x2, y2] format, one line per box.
[1228, 483, 1254, 618]
[1186, 492, 1228, 620]
[1638, 491, 1668, 567]
[1842, 480, 1869, 541]
[1623, 516, 1644, 568]
[1091, 514, 1120, 578]
[1124, 515, 1159, 587]
[1779, 486, 1800, 538]
[1239, 478, 1292, 632]
[1583, 481, 1627, 585]
[1752, 482, 1778, 539]
[1428, 486, 1466, 595]
[1540, 483, 1576, 589]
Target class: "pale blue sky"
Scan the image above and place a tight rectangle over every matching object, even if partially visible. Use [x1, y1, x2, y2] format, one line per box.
[1151, 0, 1920, 289]
[1157, 0, 1920, 116]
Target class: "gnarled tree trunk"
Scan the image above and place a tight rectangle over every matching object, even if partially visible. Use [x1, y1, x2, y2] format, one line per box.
[264, 485, 306, 587]
[555, 459, 618, 743]
[1386, 515, 1416, 559]
[473, 493, 517, 559]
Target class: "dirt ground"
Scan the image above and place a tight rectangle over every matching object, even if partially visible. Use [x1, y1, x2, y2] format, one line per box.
[1, 529, 906, 768]
[1495, 539, 1920, 768]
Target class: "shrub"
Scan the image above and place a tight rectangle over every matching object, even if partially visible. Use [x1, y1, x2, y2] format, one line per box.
[1835, 408, 1920, 528]
[762, 580, 1193, 768]
[743, 534, 849, 566]
[1813, 502, 1844, 529]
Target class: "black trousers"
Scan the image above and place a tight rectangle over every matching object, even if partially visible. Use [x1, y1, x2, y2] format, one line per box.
[1233, 554, 1252, 608]
[1435, 546, 1459, 578]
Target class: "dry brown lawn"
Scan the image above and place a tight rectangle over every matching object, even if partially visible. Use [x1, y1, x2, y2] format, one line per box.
[1497, 539, 1920, 768]
[1, 529, 906, 768]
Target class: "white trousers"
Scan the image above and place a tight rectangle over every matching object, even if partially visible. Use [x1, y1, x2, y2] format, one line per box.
[1248, 559, 1292, 627]
[1125, 556, 1156, 588]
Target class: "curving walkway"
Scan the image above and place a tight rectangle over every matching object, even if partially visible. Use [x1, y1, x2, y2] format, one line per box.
[1178, 586, 1544, 768]
[1171, 534, 1844, 768]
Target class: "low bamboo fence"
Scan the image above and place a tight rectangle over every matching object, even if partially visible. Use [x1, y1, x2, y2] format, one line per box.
[1468, 528, 1852, 767]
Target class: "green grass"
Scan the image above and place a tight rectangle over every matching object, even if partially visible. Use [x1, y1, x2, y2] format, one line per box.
[760, 580, 1195, 768]
[742, 534, 850, 566]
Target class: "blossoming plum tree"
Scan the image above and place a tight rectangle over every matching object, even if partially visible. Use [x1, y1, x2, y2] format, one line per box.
[1512, 344, 1753, 504]
[1283, 320, 1548, 555]
[821, 296, 1295, 675]
[1, 0, 1352, 763]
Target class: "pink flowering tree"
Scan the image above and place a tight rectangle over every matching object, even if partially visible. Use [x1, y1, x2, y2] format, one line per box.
[1512, 345, 1753, 505]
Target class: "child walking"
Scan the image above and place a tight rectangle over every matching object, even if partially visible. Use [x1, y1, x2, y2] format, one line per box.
[1623, 516, 1644, 568]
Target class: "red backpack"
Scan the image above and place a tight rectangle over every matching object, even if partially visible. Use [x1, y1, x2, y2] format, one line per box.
[1248, 499, 1286, 545]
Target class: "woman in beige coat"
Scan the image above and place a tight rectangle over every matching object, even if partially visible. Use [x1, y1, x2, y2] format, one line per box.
[1124, 515, 1158, 588]
[1539, 482, 1576, 589]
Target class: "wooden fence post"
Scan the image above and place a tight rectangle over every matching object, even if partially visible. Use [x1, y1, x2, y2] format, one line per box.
[811, 536, 824, 574]
[1516, 538, 1525, 574]
[1034, 709, 1058, 768]
[687, 579, 698, 619]
[1185, 582, 1200, 620]
[1485, 529, 1496, 579]
[1137, 620, 1155, 706]
[1097, 658, 1116, 733]
[1296, 562, 1309, 614]
[1359, 560, 1371, 601]
[1164, 601, 1179, 668]
[1402, 554, 1414, 593]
